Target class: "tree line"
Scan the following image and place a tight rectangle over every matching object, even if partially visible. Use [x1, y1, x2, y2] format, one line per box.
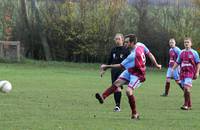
[0, 0, 200, 66]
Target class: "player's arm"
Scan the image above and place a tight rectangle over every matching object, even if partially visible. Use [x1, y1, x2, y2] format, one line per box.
[100, 53, 133, 77]
[147, 53, 162, 69]
[143, 44, 161, 69]
[101, 64, 121, 70]
[170, 62, 179, 78]
[194, 51, 200, 79]
[171, 53, 181, 76]
[171, 57, 180, 71]
[100, 64, 122, 77]
[172, 62, 179, 70]
[194, 63, 200, 79]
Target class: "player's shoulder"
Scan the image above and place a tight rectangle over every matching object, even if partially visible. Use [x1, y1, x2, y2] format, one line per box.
[136, 42, 145, 47]
[136, 42, 149, 49]
[172, 47, 181, 54]
[127, 50, 136, 57]
[110, 46, 118, 52]
[191, 49, 199, 55]
[174, 46, 181, 51]
[122, 46, 129, 50]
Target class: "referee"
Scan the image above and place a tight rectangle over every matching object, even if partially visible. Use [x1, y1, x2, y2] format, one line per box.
[107, 33, 130, 112]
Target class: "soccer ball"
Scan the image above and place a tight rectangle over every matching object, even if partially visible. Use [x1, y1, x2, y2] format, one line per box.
[0, 80, 12, 93]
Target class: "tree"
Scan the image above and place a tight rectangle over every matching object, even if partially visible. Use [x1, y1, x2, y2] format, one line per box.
[31, 0, 52, 60]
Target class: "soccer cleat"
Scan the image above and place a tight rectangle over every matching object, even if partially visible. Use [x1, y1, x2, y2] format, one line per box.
[180, 106, 189, 110]
[113, 106, 121, 112]
[131, 113, 140, 120]
[160, 93, 168, 97]
[95, 93, 104, 104]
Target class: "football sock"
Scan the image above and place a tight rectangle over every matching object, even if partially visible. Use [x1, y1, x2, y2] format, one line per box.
[184, 91, 190, 107]
[114, 91, 122, 107]
[102, 85, 118, 99]
[188, 92, 191, 108]
[128, 95, 137, 115]
[165, 82, 170, 95]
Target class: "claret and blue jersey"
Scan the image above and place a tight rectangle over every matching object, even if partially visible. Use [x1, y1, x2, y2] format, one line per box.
[169, 47, 181, 68]
[166, 46, 181, 80]
[176, 48, 200, 80]
[119, 42, 150, 82]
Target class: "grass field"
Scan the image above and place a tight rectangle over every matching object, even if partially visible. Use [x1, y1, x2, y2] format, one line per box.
[0, 61, 200, 130]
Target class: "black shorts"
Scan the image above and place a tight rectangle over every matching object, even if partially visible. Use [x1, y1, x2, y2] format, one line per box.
[111, 68, 124, 83]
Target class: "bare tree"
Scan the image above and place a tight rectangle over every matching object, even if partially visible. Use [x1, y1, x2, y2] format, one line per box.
[31, 0, 52, 60]
[134, 0, 149, 40]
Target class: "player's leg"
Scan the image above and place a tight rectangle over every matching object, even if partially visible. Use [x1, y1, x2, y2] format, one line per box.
[181, 78, 192, 110]
[161, 68, 171, 96]
[174, 67, 183, 91]
[95, 70, 129, 104]
[111, 70, 122, 112]
[126, 75, 141, 119]
[95, 79, 127, 104]
[113, 87, 122, 112]
[175, 80, 183, 91]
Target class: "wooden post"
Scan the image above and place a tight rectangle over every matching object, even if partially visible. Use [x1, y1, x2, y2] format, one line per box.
[16, 41, 20, 62]
[0, 43, 3, 58]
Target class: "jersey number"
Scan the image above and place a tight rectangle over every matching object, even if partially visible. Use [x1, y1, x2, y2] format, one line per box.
[141, 53, 146, 64]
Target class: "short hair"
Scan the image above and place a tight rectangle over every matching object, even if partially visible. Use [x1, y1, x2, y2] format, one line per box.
[125, 34, 137, 44]
[114, 33, 124, 40]
[169, 38, 175, 41]
[169, 38, 176, 43]
[184, 37, 192, 42]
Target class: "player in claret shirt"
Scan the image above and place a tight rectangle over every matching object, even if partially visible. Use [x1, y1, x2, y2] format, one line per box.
[95, 34, 161, 119]
[161, 38, 183, 97]
[172, 37, 200, 110]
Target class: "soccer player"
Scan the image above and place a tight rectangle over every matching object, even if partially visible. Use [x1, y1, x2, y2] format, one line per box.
[161, 38, 183, 96]
[172, 37, 200, 110]
[107, 33, 130, 112]
[95, 34, 162, 119]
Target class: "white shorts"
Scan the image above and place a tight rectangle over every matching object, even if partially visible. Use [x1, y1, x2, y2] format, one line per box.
[118, 70, 141, 89]
[166, 67, 180, 81]
[181, 78, 192, 87]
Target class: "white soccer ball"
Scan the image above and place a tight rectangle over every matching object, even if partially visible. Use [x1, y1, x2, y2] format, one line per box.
[0, 80, 12, 93]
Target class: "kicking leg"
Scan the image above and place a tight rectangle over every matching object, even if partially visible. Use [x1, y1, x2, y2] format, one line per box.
[95, 79, 127, 104]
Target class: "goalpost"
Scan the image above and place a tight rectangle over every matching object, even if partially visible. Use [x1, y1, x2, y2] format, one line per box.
[0, 41, 21, 62]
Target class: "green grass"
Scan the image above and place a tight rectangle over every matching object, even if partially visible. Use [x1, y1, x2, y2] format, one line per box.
[0, 61, 200, 130]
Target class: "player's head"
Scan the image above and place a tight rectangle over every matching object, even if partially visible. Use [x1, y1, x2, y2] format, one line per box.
[184, 37, 192, 49]
[114, 33, 124, 46]
[169, 38, 176, 48]
[125, 34, 137, 48]
[124, 38, 129, 48]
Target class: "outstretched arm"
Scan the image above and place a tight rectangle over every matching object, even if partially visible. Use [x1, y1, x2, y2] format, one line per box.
[102, 64, 122, 70]
[100, 64, 122, 77]
[148, 53, 162, 69]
